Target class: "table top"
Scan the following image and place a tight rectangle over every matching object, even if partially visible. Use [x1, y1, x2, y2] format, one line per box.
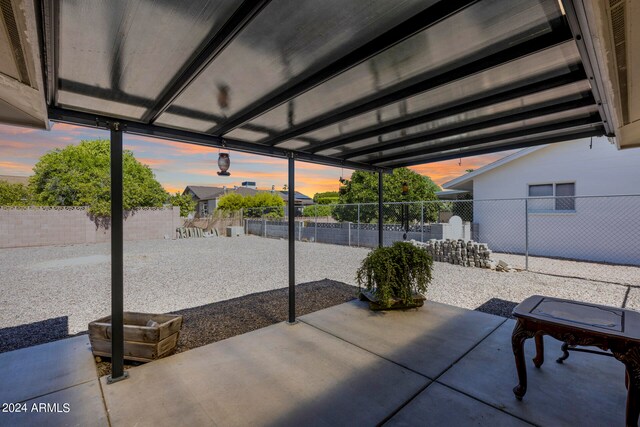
[513, 295, 640, 342]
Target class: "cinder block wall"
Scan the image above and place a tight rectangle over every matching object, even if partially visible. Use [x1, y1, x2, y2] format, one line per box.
[0, 206, 180, 248]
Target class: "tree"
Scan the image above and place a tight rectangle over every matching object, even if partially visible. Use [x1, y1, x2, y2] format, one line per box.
[334, 168, 442, 223]
[0, 181, 31, 206]
[245, 192, 285, 218]
[216, 193, 245, 212]
[216, 191, 285, 218]
[302, 204, 334, 217]
[313, 191, 339, 205]
[169, 192, 196, 217]
[30, 139, 168, 217]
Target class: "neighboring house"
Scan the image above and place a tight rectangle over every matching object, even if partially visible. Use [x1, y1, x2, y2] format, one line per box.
[183, 185, 313, 217]
[441, 137, 640, 265]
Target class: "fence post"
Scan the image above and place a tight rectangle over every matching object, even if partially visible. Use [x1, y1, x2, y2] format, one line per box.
[263, 207, 266, 238]
[525, 198, 529, 270]
[357, 204, 361, 247]
[421, 201, 424, 242]
[299, 219, 302, 241]
[314, 207, 318, 243]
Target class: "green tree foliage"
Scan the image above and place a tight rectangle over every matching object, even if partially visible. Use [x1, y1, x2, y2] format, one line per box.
[216, 193, 245, 212]
[302, 204, 335, 217]
[312, 191, 339, 204]
[30, 139, 168, 217]
[334, 168, 442, 223]
[169, 192, 197, 217]
[0, 181, 31, 206]
[451, 193, 474, 222]
[216, 191, 285, 218]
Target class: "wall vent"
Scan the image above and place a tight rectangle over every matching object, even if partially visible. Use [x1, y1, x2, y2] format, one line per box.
[0, 0, 30, 85]
[607, 0, 628, 123]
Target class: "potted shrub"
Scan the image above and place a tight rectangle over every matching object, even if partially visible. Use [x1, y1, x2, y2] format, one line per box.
[356, 241, 433, 310]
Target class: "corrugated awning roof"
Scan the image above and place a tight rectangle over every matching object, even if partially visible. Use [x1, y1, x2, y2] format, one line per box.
[2, 0, 615, 171]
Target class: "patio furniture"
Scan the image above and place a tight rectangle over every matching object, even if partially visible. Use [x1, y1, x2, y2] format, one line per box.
[511, 295, 640, 427]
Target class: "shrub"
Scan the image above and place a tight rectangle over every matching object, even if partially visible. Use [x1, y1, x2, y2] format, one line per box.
[356, 241, 433, 308]
[302, 204, 334, 217]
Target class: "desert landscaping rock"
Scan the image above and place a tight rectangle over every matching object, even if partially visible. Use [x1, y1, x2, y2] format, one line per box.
[412, 239, 498, 269]
[0, 236, 637, 356]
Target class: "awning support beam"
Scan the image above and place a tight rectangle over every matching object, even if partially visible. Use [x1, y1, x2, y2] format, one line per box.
[387, 127, 605, 168]
[142, 0, 272, 124]
[378, 171, 384, 248]
[209, 0, 479, 135]
[263, 26, 573, 147]
[107, 123, 128, 384]
[309, 70, 587, 154]
[342, 96, 595, 160]
[288, 154, 296, 324]
[375, 114, 602, 166]
[47, 107, 387, 173]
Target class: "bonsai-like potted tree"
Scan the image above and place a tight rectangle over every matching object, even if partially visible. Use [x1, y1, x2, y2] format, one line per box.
[356, 241, 433, 310]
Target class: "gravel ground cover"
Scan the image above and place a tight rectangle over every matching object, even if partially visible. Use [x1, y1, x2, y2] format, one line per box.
[1, 235, 638, 354]
[94, 279, 358, 376]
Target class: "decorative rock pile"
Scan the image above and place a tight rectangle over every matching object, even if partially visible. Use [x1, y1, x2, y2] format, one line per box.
[411, 239, 503, 270]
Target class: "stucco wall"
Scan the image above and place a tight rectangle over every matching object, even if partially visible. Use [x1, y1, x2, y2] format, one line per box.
[0, 206, 181, 249]
[472, 137, 640, 200]
[470, 137, 640, 264]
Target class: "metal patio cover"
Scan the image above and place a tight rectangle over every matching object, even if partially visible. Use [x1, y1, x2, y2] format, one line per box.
[4, 0, 616, 170]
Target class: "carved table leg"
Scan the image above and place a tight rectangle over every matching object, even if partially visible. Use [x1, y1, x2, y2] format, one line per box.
[512, 319, 534, 400]
[613, 347, 640, 427]
[533, 333, 544, 368]
[556, 342, 570, 364]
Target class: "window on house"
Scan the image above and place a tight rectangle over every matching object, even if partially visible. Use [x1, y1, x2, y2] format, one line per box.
[528, 183, 575, 212]
[555, 183, 575, 210]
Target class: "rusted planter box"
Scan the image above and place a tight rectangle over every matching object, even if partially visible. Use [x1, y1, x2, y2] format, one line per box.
[88, 312, 183, 363]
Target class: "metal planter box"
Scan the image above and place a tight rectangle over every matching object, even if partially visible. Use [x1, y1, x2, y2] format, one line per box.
[88, 312, 183, 363]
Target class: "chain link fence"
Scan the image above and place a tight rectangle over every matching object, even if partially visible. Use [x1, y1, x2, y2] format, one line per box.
[243, 195, 640, 271]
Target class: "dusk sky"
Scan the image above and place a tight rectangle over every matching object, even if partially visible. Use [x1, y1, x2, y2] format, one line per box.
[0, 123, 511, 197]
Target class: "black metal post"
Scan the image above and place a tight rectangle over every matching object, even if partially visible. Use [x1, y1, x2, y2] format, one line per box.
[378, 171, 384, 248]
[108, 123, 128, 383]
[288, 154, 296, 324]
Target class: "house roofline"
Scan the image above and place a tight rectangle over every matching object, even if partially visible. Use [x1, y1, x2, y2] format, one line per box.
[442, 145, 547, 189]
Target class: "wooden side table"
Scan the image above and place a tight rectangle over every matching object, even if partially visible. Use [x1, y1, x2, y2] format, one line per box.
[511, 295, 640, 427]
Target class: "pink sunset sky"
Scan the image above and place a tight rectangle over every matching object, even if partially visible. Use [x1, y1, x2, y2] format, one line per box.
[0, 123, 511, 197]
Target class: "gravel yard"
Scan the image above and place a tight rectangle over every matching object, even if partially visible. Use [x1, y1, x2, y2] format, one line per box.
[1, 235, 638, 345]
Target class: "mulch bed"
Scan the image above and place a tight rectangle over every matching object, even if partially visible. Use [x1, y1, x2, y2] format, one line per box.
[95, 279, 358, 377]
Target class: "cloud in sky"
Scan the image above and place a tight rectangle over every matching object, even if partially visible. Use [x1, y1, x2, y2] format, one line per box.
[0, 123, 512, 197]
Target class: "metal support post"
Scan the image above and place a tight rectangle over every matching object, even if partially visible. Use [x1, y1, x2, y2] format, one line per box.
[107, 123, 128, 384]
[262, 207, 266, 237]
[288, 155, 296, 324]
[525, 198, 529, 270]
[357, 204, 360, 247]
[421, 201, 424, 242]
[378, 171, 384, 248]
[314, 208, 318, 243]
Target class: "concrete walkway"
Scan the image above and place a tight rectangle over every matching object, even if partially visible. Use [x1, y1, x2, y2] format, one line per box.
[0, 301, 628, 426]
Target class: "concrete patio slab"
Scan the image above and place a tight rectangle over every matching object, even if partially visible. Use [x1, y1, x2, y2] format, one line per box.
[439, 319, 627, 426]
[0, 335, 97, 404]
[386, 382, 532, 426]
[101, 321, 429, 427]
[300, 300, 506, 379]
[0, 380, 108, 427]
